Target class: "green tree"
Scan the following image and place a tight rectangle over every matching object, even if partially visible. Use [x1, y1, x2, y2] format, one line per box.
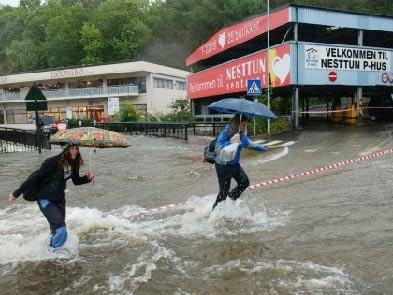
[80, 23, 104, 64]
[5, 38, 41, 71]
[118, 102, 141, 122]
[45, 9, 83, 67]
[91, 0, 150, 62]
[0, 6, 28, 71]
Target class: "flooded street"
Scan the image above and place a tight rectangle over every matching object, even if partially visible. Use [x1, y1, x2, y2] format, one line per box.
[1, 124, 393, 294]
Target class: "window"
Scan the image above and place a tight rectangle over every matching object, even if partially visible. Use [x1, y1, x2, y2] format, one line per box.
[108, 77, 146, 93]
[175, 80, 186, 91]
[154, 78, 173, 89]
[134, 104, 147, 116]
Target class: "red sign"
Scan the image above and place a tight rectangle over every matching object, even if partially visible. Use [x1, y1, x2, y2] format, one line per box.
[186, 8, 290, 66]
[187, 44, 291, 100]
[328, 71, 337, 82]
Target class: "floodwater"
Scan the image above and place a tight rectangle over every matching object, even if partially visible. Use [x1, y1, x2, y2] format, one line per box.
[1, 124, 393, 294]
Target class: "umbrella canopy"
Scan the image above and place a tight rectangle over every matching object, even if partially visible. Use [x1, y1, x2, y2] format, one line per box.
[50, 127, 129, 148]
[208, 98, 277, 119]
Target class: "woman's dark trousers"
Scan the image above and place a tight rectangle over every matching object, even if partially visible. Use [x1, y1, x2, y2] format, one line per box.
[213, 163, 250, 210]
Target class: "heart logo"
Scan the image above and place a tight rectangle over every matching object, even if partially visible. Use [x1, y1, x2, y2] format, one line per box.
[218, 32, 226, 49]
[272, 54, 291, 85]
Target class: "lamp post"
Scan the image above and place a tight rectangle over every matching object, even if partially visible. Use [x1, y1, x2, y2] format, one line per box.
[34, 96, 42, 154]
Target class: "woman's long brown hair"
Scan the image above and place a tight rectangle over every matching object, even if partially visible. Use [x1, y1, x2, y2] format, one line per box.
[57, 146, 83, 170]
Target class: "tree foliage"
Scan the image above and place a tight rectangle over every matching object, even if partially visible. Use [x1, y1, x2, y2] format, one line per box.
[118, 102, 141, 122]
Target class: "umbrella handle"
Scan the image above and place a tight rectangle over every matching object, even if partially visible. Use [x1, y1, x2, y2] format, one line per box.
[239, 113, 242, 133]
[89, 149, 96, 185]
[89, 149, 92, 172]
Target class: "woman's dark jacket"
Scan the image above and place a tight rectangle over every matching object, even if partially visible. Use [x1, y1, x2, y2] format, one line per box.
[13, 155, 90, 202]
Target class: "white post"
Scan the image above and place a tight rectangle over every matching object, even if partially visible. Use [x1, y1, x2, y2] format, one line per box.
[267, 0, 271, 134]
[2, 108, 6, 125]
[357, 29, 363, 116]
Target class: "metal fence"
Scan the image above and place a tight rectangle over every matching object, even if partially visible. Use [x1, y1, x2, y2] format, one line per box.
[189, 122, 226, 137]
[95, 119, 293, 140]
[0, 127, 51, 153]
[96, 122, 190, 140]
[0, 84, 139, 101]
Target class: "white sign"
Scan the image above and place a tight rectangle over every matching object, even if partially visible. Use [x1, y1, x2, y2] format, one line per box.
[0, 76, 7, 84]
[50, 67, 94, 79]
[108, 97, 120, 115]
[305, 45, 391, 72]
[65, 107, 73, 120]
[380, 72, 393, 85]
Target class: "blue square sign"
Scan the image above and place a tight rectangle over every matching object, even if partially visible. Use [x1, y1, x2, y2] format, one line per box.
[247, 79, 262, 96]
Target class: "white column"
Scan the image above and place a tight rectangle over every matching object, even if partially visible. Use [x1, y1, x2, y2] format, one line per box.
[292, 87, 299, 129]
[293, 19, 299, 129]
[356, 29, 363, 114]
[146, 73, 154, 114]
[2, 106, 7, 125]
[357, 29, 363, 46]
[65, 82, 69, 99]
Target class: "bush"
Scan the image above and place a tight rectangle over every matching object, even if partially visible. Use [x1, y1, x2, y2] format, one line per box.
[252, 117, 290, 136]
[156, 99, 193, 122]
[158, 110, 193, 122]
[255, 93, 291, 116]
[118, 102, 141, 122]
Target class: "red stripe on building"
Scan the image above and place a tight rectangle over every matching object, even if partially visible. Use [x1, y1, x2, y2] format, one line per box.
[186, 8, 290, 66]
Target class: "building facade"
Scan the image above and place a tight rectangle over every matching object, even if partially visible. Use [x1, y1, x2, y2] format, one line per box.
[186, 4, 393, 126]
[0, 61, 188, 124]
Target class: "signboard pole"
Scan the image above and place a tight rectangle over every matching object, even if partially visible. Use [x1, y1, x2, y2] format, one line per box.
[267, 0, 271, 135]
[246, 79, 262, 137]
[253, 97, 256, 137]
[35, 97, 41, 154]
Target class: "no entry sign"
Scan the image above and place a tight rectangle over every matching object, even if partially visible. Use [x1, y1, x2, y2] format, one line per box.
[329, 71, 337, 82]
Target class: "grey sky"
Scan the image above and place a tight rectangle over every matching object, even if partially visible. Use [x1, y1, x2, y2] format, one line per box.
[0, 0, 20, 7]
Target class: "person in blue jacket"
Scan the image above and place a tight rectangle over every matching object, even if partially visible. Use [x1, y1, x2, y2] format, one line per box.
[213, 114, 268, 209]
[8, 143, 95, 248]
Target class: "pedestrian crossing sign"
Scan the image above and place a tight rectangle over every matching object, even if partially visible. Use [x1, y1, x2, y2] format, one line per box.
[247, 79, 262, 96]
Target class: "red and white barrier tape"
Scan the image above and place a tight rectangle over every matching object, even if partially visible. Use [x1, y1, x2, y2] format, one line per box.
[249, 148, 393, 189]
[136, 147, 393, 219]
[365, 106, 393, 109]
[298, 106, 393, 114]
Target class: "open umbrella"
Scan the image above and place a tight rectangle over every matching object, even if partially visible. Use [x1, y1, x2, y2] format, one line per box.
[208, 98, 277, 119]
[50, 127, 130, 173]
[49, 127, 129, 148]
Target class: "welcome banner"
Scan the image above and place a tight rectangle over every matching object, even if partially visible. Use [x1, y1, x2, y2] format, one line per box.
[187, 44, 291, 100]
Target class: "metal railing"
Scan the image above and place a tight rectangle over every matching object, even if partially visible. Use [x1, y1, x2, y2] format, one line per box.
[189, 122, 226, 137]
[95, 121, 229, 140]
[0, 84, 139, 101]
[0, 127, 51, 153]
[96, 118, 291, 141]
[96, 122, 190, 140]
[194, 114, 233, 122]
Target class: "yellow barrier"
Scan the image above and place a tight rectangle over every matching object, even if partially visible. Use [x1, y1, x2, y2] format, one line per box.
[330, 105, 358, 124]
[343, 105, 357, 124]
